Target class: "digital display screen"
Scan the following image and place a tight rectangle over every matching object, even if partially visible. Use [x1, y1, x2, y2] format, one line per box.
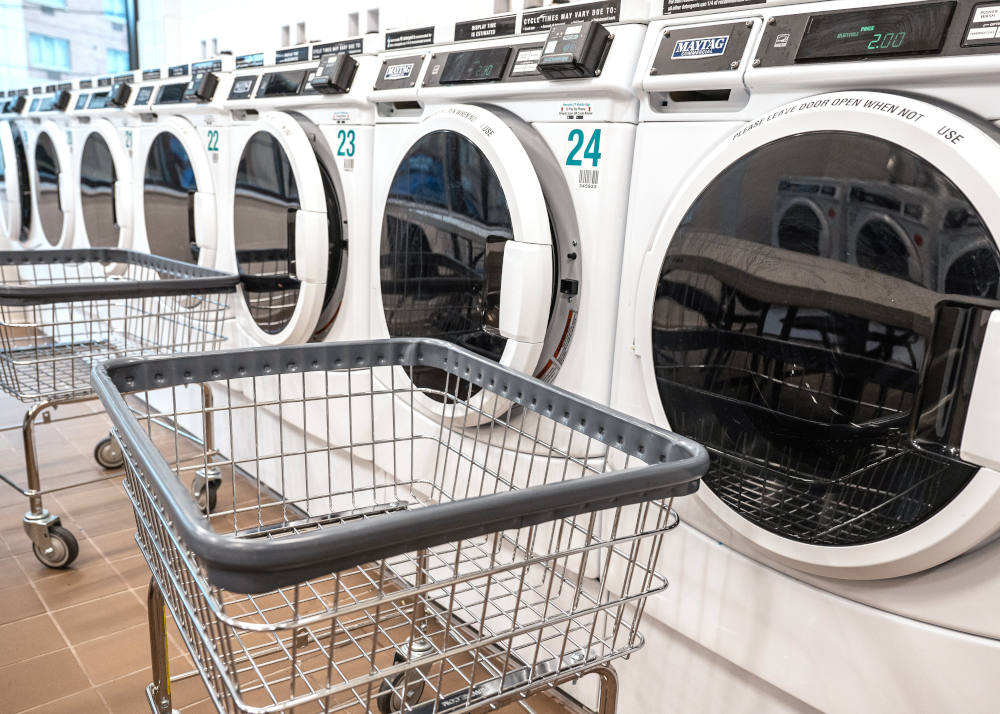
[88, 92, 110, 109]
[257, 71, 305, 97]
[156, 83, 187, 104]
[440, 47, 511, 84]
[228, 76, 257, 100]
[75, 94, 88, 110]
[134, 86, 154, 105]
[796, 2, 955, 62]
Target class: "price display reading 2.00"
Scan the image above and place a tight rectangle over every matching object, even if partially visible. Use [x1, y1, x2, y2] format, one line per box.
[796, 1, 955, 62]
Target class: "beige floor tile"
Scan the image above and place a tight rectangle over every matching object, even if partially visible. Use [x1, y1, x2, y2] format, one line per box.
[111, 553, 152, 589]
[88, 527, 139, 563]
[0, 580, 46, 625]
[51, 590, 148, 646]
[0, 613, 67, 668]
[33, 559, 128, 611]
[74, 622, 152, 684]
[20, 687, 110, 714]
[0, 648, 91, 711]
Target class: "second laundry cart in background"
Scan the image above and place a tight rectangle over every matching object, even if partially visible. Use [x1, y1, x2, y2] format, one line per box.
[612, 0, 1000, 711]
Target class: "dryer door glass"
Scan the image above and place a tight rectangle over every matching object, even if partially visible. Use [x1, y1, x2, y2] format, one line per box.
[653, 131, 1000, 546]
[144, 132, 198, 263]
[80, 134, 118, 248]
[0, 130, 8, 236]
[380, 130, 513, 399]
[14, 130, 31, 242]
[35, 131, 63, 245]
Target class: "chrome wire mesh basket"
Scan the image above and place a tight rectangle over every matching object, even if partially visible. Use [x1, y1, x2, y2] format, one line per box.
[0, 248, 237, 403]
[92, 339, 707, 714]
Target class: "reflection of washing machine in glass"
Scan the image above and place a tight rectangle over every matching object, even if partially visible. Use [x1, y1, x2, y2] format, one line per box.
[0, 89, 33, 247]
[614, 3, 1000, 713]
[771, 176, 845, 258]
[369, 4, 648, 456]
[219, 36, 380, 349]
[69, 71, 142, 250]
[132, 58, 235, 269]
[23, 83, 78, 249]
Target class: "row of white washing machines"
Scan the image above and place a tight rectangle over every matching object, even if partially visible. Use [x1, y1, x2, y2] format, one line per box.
[4, 0, 1000, 711]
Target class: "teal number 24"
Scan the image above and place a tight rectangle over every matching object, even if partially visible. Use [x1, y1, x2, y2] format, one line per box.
[566, 128, 602, 167]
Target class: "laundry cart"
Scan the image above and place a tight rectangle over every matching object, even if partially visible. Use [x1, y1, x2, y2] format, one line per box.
[0, 248, 238, 567]
[92, 339, 707, 714]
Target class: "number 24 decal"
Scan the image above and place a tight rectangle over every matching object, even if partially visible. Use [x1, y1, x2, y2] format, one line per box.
[566, 128, 601, 167]
[207, 129, 220, 152]
[337, 129, 355, 157]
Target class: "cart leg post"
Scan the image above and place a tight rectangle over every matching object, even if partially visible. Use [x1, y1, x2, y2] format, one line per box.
[147, 578, 175, 714]
[593, 664, 618, 714]
[21, 401, 65, 559]
[192, 384, 221, 511]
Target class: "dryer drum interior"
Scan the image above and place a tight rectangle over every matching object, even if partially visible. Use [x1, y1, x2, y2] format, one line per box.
[144, 132, 199, 264]
[34, 131, 63, 245]
[232, 128, 346, 339]
[80, 133, 119, 247]
[379, 129, 567, 402]
[654, 131, 1000, 546]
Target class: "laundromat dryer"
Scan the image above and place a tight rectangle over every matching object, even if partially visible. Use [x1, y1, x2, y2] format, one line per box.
[0, 89, 32, 247]
[612, 0, 1000, 712]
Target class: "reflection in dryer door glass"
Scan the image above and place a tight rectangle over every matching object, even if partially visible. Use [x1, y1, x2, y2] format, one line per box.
[234, 131, 301, 335]
[0, 142, 7, 235]
[80, 134, 118, 247]
[144, 132, 198, 263]
[35, 132, 63, 245]
[653, 131, 1000, 546]
[13, 131, 30, 242]
[381, 130, 512, 400]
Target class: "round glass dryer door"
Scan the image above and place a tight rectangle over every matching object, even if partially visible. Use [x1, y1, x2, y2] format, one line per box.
[233, 129, 345, 340]
[0, 120, 23, 245]
[144, 132, 198, 263]
[80, 133, 119, 248]
[34, 131, 64, 246]
[652, 128, 1000, 550]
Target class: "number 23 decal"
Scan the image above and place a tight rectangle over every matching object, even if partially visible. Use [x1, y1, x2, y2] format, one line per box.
[566, 128, 601, 167]
[337, 129, 355, 157]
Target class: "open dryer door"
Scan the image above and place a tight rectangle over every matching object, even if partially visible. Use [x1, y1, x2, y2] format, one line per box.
[78, 121, 132, 249]
[32, 120, 74, 248]
[141, 116, 217, 267]
[374, 105, 580, 427]
[229, 111, 347, 346]
[0, 120, 29, 246]
[634, 91, 1000, 579]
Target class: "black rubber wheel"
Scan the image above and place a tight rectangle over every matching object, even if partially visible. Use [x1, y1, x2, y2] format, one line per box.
[192, 477, 219, 514]
[377, 653, 423, 713]
[32, 525, 79, 569]
[94, 436, 124, 470]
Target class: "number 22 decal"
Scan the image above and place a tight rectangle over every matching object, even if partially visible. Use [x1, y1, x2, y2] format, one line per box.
[566, 128, 601, 167]
[206, 129, 219, 152]
[337, 129, 355, 157]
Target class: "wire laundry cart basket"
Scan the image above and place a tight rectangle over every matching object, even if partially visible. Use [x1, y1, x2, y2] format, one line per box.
[0, 248, 237, 568]
[92, 339, 708, 714]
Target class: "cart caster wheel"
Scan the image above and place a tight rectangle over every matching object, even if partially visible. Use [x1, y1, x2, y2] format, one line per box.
[191, 476, 219, 514]
[94, 436, 124, 470]
[377, 653, 424, 713]
[32, 525, 78, 569]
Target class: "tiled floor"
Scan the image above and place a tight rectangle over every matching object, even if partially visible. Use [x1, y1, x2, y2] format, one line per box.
[0, 393, 572, 714]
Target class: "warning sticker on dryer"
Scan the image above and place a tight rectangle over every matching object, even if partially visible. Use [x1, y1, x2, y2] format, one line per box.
[559, 101, 592, 119]
[963, 4, 1000, 45]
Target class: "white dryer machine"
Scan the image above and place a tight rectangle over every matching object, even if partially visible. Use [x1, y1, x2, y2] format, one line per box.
[22, 83, 79, 249]
[69, 72, 144, 250]
[367, 2, 648, 484]
[0, 89, 32, 247]
[613, 1, 1000, 712]
[132, 57, 234, 269]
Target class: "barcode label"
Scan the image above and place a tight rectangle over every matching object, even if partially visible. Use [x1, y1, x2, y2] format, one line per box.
[343, 157, 355, 172]
[578, 169, 599, 189]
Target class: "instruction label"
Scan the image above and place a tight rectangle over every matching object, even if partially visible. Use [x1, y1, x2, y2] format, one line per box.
[312, 39, 364, 58]
[385, 27, 435, 50]
[964, 4, 1000, 45]
[664, 0, 758, 14]
[455, 15, 516, 41]
[521, 0, 620, 33]
[275, 47, 309, 64]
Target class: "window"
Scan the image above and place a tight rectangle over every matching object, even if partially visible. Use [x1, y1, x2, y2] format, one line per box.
[494, 0, 511, 11]
[106, 48, 129, 72]
[102, 0, 127, 22]
[347, 12, 359, 36]
[296, 22, 306, 44]
[36, 0, 66, 8]
[366, 9, 379, 33]
[280, 25, 290, 47]
[200, 39, 207, 59]
[211, 38, 218, 55]
[28, 34, 70, 70]
[523, 0, 543, 7]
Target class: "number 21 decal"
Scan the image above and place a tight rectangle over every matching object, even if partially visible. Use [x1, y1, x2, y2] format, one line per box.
[337, 129, 355, 157]
[566, 128, 602, 167]
[206, 129, 219, 152]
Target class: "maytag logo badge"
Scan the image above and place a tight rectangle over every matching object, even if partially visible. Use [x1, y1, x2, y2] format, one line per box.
[384, 63, 414, 81]
[671, 35, 729, 59]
